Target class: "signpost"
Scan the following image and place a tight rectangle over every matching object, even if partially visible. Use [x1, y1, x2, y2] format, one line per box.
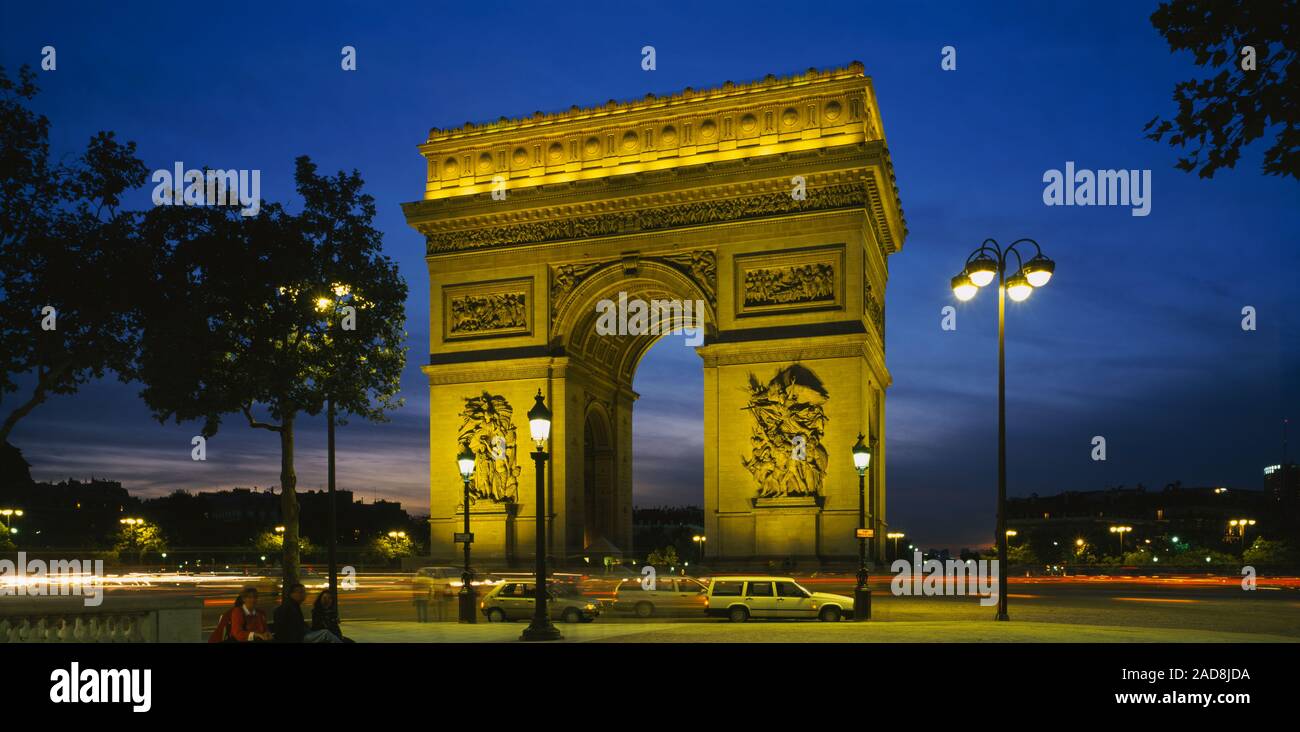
[454, 532, 474, 544]
[855, 528, 874, 539]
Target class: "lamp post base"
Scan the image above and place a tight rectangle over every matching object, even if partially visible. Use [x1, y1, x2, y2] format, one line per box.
[520, 620, 563, 642]
[458, 586, 477, 624]
[994, 611, 1010, 621]
[853, 586, 872, 621]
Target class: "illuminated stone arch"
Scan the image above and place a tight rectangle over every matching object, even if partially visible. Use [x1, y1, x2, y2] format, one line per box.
[404, 63, 906, 565]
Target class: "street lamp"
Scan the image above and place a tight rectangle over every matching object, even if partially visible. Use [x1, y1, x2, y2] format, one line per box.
[521, 390, 561, 641]
[1109, 525, 1133, 553]
[851, 433, 872, 621]
[457, 443, 477, 623]
[692, 534, 707, 563]
[951, 237, 1055, 622]
[0, 508, 23, 534]
[316, 283, 355, 604]
[1228, 518, 1257, 543]
[118, 518, 148, 564]
[886, 532, 905, 561]
[326, 395, 339, 602]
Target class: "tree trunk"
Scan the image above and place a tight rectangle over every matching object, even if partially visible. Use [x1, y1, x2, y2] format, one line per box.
[0, 359, 72, 444]
[279, 412, 300, 591]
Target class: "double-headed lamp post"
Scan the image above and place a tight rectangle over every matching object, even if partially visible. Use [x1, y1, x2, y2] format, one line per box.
[0, 508, 22, 534]
[521, 390, 562, 641]
[886, 532, 905, 561]
[852, 433, 872, 621]
[951, 237, 1055, 621]
[457, 444, 477, 623]
[1109, 525, 1132, 554]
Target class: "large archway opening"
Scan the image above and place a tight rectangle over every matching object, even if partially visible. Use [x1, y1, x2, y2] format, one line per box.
[630, 333, 705, 562]
[551, 260, 715, 561]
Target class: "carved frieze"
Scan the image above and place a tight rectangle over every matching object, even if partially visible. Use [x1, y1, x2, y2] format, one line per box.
[423, 182, 870, 255]
[745, 263, 835, 307]
[735, 244, 844, 317]
[443, 278, 532, 340]
[449, 293, 526, 334]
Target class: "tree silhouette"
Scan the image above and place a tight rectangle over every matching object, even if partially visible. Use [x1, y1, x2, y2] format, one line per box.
[0, 65, 149, 443]
[135, 157, 406, 590]
[1145, 0, 1299, 180]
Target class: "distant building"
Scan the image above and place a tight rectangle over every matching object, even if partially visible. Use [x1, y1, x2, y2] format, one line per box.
[1265, 462, 1299, 530]
[298, 489, 409, 544]
[0, 477, 138, 546]
[1265, 462, 1298, 503]
[205, 487, 279, 524]
[1006, 482, 1283, 551]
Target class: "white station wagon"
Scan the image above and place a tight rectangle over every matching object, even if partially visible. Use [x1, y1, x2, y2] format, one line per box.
[704, 576, 853, 622]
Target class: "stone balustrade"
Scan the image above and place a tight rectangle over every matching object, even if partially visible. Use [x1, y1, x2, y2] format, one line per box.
[0, 595, 202, 643]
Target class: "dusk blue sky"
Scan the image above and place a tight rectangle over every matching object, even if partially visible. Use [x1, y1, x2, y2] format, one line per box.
[3, 1, 1296, 549]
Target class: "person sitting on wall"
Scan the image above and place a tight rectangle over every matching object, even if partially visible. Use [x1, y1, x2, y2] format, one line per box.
[221, 586, 273, 642]
[311, 589, 354, 643]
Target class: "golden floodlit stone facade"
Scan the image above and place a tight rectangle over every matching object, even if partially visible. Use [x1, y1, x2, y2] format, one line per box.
[402, 62, 906, 565]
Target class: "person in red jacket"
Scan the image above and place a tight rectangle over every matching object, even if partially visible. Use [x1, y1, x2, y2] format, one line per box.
[227, 586, 273, 642]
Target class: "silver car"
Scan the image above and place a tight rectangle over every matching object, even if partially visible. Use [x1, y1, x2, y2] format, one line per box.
[610, 577, 709, 617]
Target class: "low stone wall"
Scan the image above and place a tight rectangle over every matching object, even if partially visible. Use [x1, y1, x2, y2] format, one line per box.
[0, 595, 202, 643]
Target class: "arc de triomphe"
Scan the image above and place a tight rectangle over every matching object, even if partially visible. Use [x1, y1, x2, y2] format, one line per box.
[402, 62, 906, 566]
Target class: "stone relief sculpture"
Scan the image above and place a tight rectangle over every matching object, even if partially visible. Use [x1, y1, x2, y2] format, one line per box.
[551, 261, 607, 317]
[741, 364, 829, 498]
[864, 276, 885, 340]
[449, 292, 527, 334]
[456, 392, 521, 503]
[550, 249, 718, 320]
[744, 263, 835, 306]
[421, 182, 872, 254]
[659, 249, 718, 305]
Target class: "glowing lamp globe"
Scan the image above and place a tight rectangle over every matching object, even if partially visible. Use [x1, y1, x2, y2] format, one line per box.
[966, 256, 998, 288]
[951, 273, 978, 302]
[1006, 273, 1033, 302]
[457, 443, 475, 478]
[527, 390, 552, 444]
[1022, 255, 1055, 288]
[851, 433, 872, 473]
